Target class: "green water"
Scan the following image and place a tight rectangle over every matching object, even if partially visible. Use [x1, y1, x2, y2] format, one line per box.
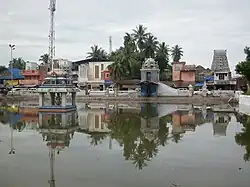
[0, 104, 250, 187]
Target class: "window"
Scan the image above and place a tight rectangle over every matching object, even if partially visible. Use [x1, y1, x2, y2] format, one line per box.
[146, 72, 151, 81]
[101, 64, 104, 71]
[95, 65, 99, 78]
[95, 115, 99, 128]
[219, 74, 225, 80]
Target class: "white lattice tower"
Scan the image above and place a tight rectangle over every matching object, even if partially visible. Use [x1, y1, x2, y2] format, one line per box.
[49, 0, 56, 70]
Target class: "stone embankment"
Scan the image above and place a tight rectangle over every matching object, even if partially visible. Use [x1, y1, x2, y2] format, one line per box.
[0, 94, 237, 105]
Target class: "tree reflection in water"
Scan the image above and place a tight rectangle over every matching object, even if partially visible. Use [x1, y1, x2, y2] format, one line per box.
[108, 108, 170, 170]
[89, 133, 107, 146]
[235, 114, 250, 161]
[171, 133, 183, 143]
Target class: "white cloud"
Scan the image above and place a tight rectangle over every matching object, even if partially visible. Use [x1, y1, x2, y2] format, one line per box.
[0, 0, 249, 72]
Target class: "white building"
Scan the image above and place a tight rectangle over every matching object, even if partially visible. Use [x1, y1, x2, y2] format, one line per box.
[53, 59, 72, 71]
[72, 59, 113, 90]
[25, 61, 38, 70]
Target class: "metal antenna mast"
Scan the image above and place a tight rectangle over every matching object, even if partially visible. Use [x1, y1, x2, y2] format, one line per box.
[109, 36, 112, 55]
[49, 0, 56, 70]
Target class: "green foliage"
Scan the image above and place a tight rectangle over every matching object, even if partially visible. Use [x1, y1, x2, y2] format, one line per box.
[86, 45, 108, 60]
[171, 44, 183, 62]
[244, 46, 250, 61]
[39, 53, 49, 64]
[9, 57, 26, 70]
[236, 61, 250, 81]
[0, 65, 7, 73]
[235, 46, 250, 93]
[235, 115, 250, 161]
[106, 24, 177, 82]
[107, 107, 171, 170]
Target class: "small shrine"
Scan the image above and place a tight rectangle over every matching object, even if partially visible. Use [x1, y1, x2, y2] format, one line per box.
[37, 69, 77, 112]
[140, 58, 160, 97]
[140, 103, 159, 141]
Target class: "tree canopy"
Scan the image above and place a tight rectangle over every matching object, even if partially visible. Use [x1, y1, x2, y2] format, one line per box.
[39, 53, 49, 64]
[88, 24, 183, 82]
[86, 45, 108, 61]
[235, 46, 250, 93]
[8, 57, 26, 70]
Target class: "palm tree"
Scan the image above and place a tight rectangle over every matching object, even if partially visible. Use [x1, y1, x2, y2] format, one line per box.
[156, 42, 171, 75]
[108, 61, 127, 82]
[87, 45, 108, 60]
[144, 34, 158, 58]
[39, 53, 49, 64]
[132, 24, 149, 52]
[244, 46, 250, 61]
[171, 45, 183, 62]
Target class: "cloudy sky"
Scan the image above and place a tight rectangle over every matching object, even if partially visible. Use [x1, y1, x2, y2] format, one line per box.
[0, 0, 249, 72]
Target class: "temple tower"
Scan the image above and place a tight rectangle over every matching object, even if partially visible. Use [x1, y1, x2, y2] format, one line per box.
[211, 50, 236, 90]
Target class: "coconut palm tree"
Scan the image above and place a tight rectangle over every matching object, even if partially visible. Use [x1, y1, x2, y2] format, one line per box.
[132, 24, 149, 52]
[144, 34, 159, 58]
[87, 45, 108, 60]
[171, 45, 183, 62]
[156, 42, 170, 73]
[39, 53, 49, 64]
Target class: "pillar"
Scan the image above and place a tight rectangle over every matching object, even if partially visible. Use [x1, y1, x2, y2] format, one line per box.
[39, 93, 45, 107]
[61, 93, 66, 107]
[38, 112, 43, 127]
[50, 93, 55, 105]
[71, 92, 76, 106]
[61, 113, 67, 127]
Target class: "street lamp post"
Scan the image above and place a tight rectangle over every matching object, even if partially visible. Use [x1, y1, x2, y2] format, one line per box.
[9, 44, 15, 87]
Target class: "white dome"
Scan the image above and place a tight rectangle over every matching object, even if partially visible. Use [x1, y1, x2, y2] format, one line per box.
[141, 58, 159, 69]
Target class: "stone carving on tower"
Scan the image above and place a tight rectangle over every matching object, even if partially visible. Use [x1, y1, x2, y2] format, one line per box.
[210, 50, 236, 90]
[211, 50, 230, 72]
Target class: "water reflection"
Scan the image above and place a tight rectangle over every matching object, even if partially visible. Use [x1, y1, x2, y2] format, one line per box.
[38, 112, 79, 187]
[76, 103, 237, 169]
[235, 114, 250, 161]
[0, 103, 249, 172]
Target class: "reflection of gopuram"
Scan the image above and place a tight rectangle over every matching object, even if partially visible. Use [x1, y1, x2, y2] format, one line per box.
[213, 113, 230, 137]
[37, 112, 79, 187]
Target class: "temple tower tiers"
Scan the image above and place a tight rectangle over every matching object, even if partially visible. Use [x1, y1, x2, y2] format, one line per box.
[211, 50, 230, 72]
[37, 69, 77, 112]
[140, 58, 160, 82]
[211, 50, 235, 90]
